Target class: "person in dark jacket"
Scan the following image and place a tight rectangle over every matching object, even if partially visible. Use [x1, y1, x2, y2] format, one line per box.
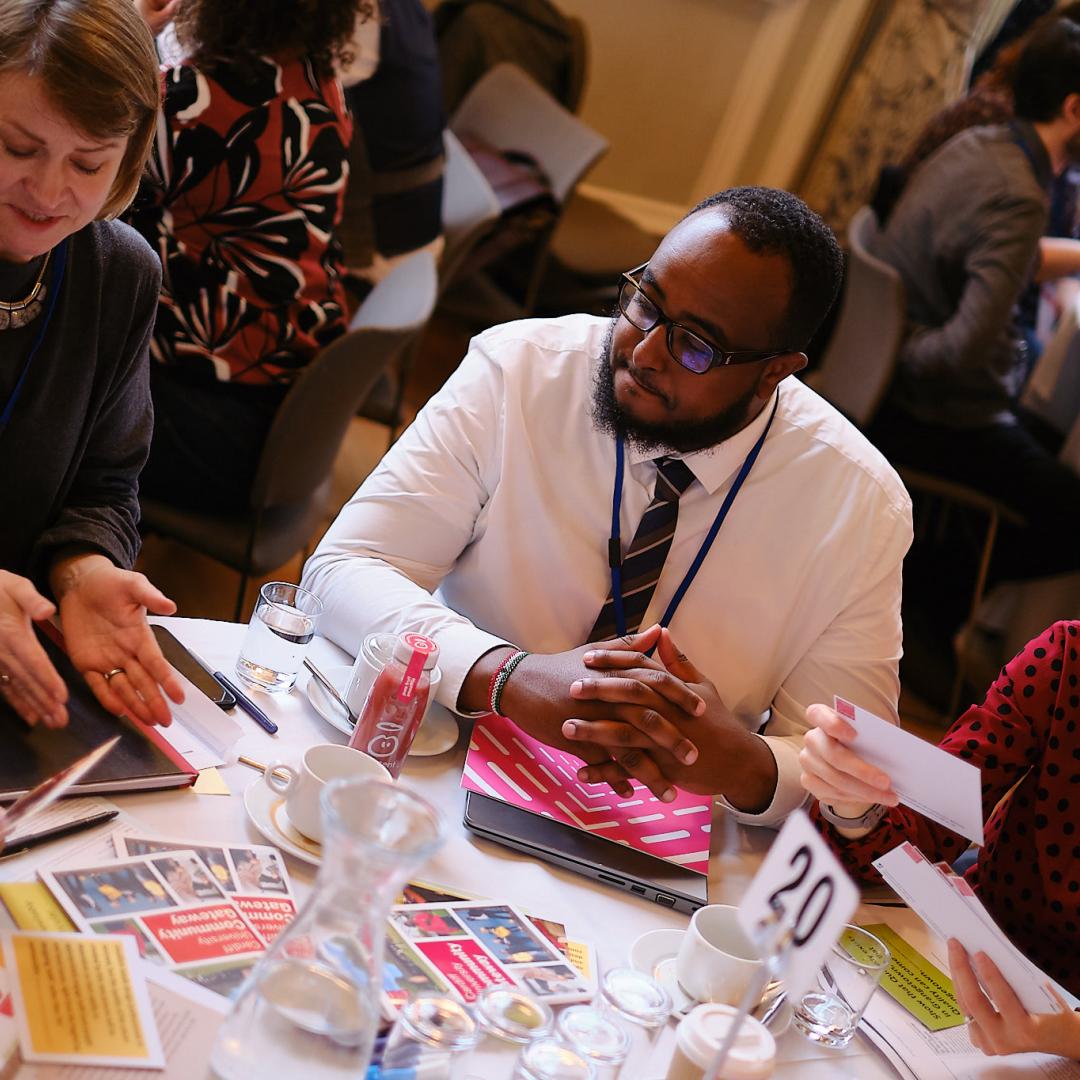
[0, 0, 184, 729]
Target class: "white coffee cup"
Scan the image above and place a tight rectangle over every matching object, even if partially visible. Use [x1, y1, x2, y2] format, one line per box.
[676, 904, 764, 1006]
[345, 632, 442, 722]
[265, 743, 390, 841]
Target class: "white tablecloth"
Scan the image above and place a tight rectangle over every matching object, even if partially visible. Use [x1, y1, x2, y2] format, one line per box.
[6, 618, 899, 1078]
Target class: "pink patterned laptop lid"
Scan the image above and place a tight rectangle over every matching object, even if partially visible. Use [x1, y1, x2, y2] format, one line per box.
[462, 713, 713, 875]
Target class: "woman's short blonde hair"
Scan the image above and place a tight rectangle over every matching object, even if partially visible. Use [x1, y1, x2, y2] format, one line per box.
[0, 0, 160, 219]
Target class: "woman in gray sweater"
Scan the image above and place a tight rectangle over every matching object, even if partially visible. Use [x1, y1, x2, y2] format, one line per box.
[0, 0, 184, 729]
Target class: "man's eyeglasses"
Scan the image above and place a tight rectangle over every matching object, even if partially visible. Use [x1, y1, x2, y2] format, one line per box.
[617, 263, 792, 374]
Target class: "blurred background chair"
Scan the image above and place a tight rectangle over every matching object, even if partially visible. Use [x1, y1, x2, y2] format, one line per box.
[443, 62, 609, 323]
[803, 205, 906, 427]
[141, 249, 439, 620]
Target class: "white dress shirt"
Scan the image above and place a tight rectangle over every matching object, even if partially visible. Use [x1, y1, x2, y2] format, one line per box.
[303, 315, 913, 826]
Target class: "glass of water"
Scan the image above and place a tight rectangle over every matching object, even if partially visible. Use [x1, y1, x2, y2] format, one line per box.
[236, 581, 323, 693]
[792, 924, 891, 1049]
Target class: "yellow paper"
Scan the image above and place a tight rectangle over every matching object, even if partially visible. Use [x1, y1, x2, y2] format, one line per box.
[193, 767, 231, 796]
[0, 883, 75, 932]
[565, 940, 591, 980]
[9, 934, 161, 1064]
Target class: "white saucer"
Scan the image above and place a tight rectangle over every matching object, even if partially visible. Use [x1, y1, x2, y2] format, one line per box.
[243, 777, 321, 866]
[629, 928, 696, 1016]
[628, 928, 792, 1034]
[304, 665, 460, 756]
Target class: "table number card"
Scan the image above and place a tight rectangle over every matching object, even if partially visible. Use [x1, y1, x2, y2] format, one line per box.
[736, 809, 860, 1001]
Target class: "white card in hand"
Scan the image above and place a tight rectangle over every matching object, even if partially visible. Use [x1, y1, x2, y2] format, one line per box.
[835, 697, 985, 846]
[874, 843, 1057, 1014]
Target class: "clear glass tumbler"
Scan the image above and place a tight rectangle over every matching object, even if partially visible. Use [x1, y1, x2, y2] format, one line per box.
[556, 1005, 630, 1079]
[595, 967, 671, 1078]
[236, 581, 323, 692]
[381, 996, 478, 1075]
[459, 985, 554, 1078]
[513, 1037, 597, 1079]
[792, 924, 891, 1049]
[209, 777, 444, 1079]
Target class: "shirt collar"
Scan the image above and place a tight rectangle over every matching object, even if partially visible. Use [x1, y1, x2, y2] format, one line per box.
[624, 388, 779, 496]
[1012, 119, 1055, 190]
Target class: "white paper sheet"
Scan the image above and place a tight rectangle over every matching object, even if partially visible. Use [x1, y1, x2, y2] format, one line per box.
[873, 843, 1058, 1014]
[835, 697, 985, 846]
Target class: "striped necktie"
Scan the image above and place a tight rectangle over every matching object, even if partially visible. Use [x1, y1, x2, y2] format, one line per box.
[587, 456, 697, 642]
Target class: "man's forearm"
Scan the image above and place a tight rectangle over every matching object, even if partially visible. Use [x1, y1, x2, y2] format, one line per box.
[48, 550, 111, 602]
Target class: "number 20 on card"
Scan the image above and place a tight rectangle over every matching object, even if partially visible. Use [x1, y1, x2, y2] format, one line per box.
[736, 810, 861, 1001]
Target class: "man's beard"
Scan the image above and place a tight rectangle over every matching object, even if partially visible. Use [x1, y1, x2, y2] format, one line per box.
[590, 316, 761, 455]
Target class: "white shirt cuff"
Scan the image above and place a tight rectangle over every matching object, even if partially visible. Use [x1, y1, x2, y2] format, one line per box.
[433, 623, 514, 716]
[717, 734, 809, 828]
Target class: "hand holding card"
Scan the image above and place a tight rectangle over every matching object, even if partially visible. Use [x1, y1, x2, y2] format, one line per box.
[831, 698, 985, 846]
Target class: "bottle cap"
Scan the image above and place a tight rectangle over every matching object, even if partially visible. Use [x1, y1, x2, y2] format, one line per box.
[393, 632, 439, 671]
[555, 1005, 630, 1064]
[475, 985, 553, 1044]
[675, 1004, 775, 1078]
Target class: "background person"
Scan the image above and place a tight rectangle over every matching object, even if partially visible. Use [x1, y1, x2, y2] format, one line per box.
[0, 0, 183, 730]
[129, 0, 370, 512]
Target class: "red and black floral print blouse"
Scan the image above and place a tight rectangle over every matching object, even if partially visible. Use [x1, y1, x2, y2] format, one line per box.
[129, 55, 351, 385]
[813, 621, 1080, 996]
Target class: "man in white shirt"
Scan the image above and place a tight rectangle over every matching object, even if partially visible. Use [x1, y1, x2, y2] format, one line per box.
[302, 187, 912, 827]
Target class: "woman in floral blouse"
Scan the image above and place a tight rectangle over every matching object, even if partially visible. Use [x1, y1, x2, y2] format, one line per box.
[130, 0, 373, 510]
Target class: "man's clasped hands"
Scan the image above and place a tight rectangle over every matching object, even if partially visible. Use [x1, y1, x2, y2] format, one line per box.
[471, 623, 778, 814]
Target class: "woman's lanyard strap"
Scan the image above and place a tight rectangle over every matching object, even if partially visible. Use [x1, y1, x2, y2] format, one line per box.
[609, 390, 780, 640]
[0, 239, 69, 436]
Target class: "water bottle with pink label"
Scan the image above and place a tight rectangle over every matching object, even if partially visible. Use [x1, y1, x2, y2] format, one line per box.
[348, 633, 439, 778]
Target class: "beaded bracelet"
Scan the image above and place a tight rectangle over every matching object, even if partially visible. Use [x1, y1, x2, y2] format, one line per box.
[489, 649, 529, 717]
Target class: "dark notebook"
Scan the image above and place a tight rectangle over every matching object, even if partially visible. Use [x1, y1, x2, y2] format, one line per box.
[0, 630, 197, 800]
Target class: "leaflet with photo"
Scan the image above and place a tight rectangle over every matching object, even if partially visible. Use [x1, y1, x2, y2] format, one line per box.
[39, 849, 266, 999]
[385, 901, 592, 1011]
[116, 834, 296, 944]
[395, 879, 594, 983]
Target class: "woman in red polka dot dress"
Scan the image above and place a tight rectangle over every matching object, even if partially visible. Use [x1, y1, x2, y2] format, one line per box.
[800, 620, 1080, 1061]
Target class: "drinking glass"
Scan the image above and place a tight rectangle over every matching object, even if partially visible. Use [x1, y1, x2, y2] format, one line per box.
[513, 1037, 596, 1079]
[595, 968, 670, 1078]
[556, 1005, 630, 1079]
[381, 996, 478, 1075]
[792, 924, 891, 1049]
[235, 581, 323, 692]
[459, 985, 553, 1078]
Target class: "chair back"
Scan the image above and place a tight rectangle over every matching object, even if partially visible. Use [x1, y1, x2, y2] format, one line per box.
[807, 205, 906, 428]
[438, 129, 502, 291]
[450, 62, 608, 205]
[250, 249, 438, 510]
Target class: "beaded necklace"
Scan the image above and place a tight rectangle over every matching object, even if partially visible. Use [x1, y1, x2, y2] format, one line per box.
[0, 249, 51, 331]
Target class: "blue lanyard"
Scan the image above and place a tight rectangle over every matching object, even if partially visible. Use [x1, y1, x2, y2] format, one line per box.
[0, 239, 68, 436]
[608, 391, 780, 639]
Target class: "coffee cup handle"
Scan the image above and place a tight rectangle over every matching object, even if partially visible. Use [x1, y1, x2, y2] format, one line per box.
[264, 761, 295, 795]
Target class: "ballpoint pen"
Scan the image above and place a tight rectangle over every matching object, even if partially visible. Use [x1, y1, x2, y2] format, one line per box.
[0, 809, 119, 859]
[214, 671, 279, 734]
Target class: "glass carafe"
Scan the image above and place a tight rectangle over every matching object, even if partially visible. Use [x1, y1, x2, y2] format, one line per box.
[210, 776, 445, 1079]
